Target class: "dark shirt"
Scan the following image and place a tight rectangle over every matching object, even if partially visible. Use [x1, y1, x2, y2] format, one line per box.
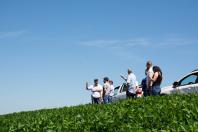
[153, 73, 162, 86]
[141, 78, 147, 91]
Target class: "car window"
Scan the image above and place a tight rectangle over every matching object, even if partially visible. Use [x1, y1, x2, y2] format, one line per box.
[196, 76, 198, 83]
[121, 84, 127, 92]
[179, 74, 198, 86]
[114, 86, 120, 95]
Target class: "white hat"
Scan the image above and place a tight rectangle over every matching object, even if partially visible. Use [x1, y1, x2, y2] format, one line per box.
[128, 68, 132, 72]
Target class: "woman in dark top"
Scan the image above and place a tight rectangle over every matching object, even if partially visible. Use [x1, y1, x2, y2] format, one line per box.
[151, 66, 163, 95]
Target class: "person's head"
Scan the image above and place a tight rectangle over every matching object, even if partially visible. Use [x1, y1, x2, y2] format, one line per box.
[109, 80, 113, 85]
[94, 79, 99, 85]
[146, 60, 152, 69]
[128, 68, 132, 74]
[103, 77, 109, 83]
[153, 66, 162, 76]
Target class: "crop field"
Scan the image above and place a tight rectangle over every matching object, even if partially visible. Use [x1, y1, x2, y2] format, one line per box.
[0, 94, 198, 132]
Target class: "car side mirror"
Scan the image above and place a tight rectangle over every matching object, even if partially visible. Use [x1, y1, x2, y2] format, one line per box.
[173, 81, 179, 88]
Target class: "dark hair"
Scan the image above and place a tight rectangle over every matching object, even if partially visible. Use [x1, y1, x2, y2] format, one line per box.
[110, 80, 113, 84]
[103, 77, 109, 82]
[94, 79, 98, 83]
[153, 66, 162, 76]
[153, 66, 163, 85]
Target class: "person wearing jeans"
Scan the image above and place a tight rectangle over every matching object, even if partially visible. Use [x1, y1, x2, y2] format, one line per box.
[103, 77, 111, 104]
[109, 80, 115, 102]
[141, 78, 148, 97]
[145, 61, 154, 96]
[151, 66, 163, 96]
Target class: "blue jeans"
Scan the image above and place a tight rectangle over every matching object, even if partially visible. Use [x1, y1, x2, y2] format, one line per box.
[152, 85, 161, 95]
[141, 78, 148, 97]
[109, 96, 113, 103]
[103, 95, 110, 104]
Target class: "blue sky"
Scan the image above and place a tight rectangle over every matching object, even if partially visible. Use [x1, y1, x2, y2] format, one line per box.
[0, 0, 198, 115]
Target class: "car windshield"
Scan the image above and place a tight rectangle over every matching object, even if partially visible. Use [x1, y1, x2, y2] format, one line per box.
[121, 84, 127, 92]
[179, 74, 198, 86]
[114, 86, 120, 96]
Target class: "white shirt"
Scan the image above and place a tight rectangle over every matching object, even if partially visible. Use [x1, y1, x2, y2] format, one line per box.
[146, 67, 154, 87]
[109, 85, 115, 96]
[127, 73, 138, 94]
[87, 84, 103, 98]
[103, 82, 111, 96]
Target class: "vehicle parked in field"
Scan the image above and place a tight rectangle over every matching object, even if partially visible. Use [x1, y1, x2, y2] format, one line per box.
[161, 69, 198, 95]
[112, 83, 143, 102]
[112, 83, 127, 102]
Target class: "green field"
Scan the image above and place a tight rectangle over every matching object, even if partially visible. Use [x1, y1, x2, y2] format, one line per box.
[0, 94, 198, 132]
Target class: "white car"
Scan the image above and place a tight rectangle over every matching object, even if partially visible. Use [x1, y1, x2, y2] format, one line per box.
[112, 83, 143, 102]
[161, 69, 198, 95]
[112, 83, 128, 102]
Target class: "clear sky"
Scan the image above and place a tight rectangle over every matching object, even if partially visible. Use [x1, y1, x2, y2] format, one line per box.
[0, 0, 198, 115]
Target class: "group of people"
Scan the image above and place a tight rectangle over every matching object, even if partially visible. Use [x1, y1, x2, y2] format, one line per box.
[142, 61, 163, 96]
[86, 60, 163, 104]
[86, 77, 114, 104]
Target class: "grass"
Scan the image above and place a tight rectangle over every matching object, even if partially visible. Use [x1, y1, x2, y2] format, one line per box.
[0, 94, 198, 132]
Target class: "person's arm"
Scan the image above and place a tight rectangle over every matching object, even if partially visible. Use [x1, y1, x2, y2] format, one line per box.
[147, 69, 154, 87]
[100, 90, 103, 99]
[145, 69, 147, 76]
[86, 82, 93, 91]
[151, 72, 159, 82]
[86, 82, 89, 90]
[120, 75, 127, 81]
[135, 81, 139, 90]
[100, 86, 103, 100]
[102, 85, 106, 97]
[103, 84, 107, 92]
[148, 70, 153, 80]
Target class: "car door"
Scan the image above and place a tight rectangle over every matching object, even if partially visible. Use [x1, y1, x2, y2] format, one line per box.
[193, 73, 198, 93]
[177, 73, 198, 93]
[119, 84, 127, 100]
[113, 84, 127, 101]
[112, 86, 121, 102]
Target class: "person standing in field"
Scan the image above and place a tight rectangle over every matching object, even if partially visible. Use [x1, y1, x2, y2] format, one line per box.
[121, 68, 138, 98]
[151, 66, 163, 95]
[141, 78, 147, 97]
[103, 77, 111, 104]
[109, 80, 115, 102]
[86, 79, 103, 104]
[145, 61, 154, 96]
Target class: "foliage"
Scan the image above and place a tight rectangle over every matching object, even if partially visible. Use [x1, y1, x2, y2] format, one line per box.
[0, 94, 198, 132]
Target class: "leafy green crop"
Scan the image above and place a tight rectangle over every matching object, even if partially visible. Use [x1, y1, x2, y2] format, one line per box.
[0, 94, 198, 132]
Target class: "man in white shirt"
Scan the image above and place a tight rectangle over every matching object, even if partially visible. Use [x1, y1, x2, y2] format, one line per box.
[86, 79, 103, 104]
[103, 77, 111, 104]
[109, 80, 115, 102]
[121, 68, 138, 98]
[145, 61, 154, 96]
